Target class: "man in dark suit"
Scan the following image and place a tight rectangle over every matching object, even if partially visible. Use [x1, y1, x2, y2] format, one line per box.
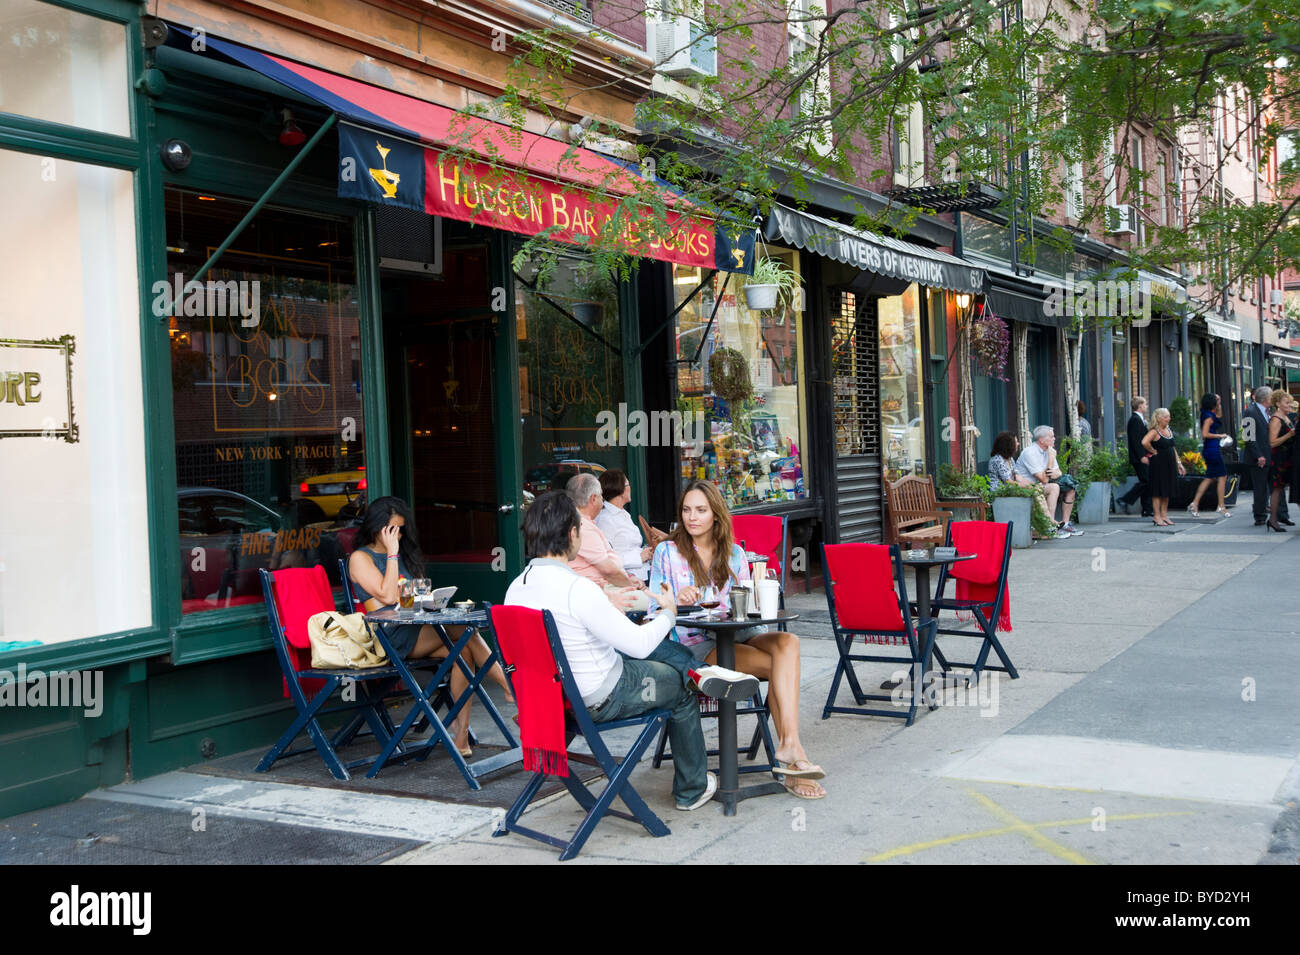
[1118, 396, 1153, 517]
[1244, 385, 1274, 525]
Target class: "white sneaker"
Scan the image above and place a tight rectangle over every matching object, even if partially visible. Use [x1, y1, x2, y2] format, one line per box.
[676, 771, 718, 811]
[689, 665, 761, 702]
[1053, 528, 1072, 540]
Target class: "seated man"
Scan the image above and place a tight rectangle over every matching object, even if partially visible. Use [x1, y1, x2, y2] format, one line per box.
[1015, 425, 1082, 536]
[506, 491, 759, 811]
[566, 473, 648, 609]
[595, 469, 654, 584]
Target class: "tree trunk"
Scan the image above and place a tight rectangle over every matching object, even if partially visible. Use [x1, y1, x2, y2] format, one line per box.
[958, 317, 977, 473]
[1013, 321, 1029, 446]
[1060, 327, 1080, 438]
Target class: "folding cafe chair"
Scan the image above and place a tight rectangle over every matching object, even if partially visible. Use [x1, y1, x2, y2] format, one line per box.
[919, 521, 1017, 684]
[257, 565, 434, 780]
[733, 513, 789, 594]
[820, 543, 938, 726]
[487, 605, 671, 862]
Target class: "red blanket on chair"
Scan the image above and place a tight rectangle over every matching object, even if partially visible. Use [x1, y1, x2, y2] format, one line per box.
[490, 606, 569, 777]
[272, 566, 334, 699]
[949, 523, 1012, 633]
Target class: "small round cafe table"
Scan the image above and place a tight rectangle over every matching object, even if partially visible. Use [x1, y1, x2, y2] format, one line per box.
[686, 609, 799, 816]
[879, 551, 976, 691]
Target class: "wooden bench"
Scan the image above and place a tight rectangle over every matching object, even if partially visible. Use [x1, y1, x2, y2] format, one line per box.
[885, 474, 989, 546]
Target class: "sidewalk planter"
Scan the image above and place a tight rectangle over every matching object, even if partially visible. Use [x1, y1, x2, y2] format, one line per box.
[743, 284, 779, 310]
[946, 495, 983, 522]
[1171, 474, 1240, 509]
[992, 497, 1033, 548]
[1077, 481, 1112, 525]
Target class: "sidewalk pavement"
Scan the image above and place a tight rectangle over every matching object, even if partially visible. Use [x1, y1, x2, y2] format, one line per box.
[4, 515, 1297, 865]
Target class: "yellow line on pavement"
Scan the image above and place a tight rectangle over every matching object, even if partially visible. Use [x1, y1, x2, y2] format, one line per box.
[966, 790, 1095, 864]
[865, 805, 1195, 863]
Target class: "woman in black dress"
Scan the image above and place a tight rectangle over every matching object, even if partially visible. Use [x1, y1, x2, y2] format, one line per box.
[1141, 408, 1185, 526]
[1266, 391, 1296, 532]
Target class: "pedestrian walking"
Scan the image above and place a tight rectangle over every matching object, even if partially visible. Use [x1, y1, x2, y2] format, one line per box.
[1141, 408, 1185, 526]
[1188, 393, 1232, 517]
[1244, 385, 1274, 525]
[1266, 391, 1296, 532]
[1118, 396, 1154, 517]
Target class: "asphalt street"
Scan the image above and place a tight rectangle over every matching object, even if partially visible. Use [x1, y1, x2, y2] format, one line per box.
[5, 512, 1297, 866]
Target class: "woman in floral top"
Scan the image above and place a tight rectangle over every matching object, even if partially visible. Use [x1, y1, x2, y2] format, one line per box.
[649, 480, 825, 798]
[986, 431, 1021, 493]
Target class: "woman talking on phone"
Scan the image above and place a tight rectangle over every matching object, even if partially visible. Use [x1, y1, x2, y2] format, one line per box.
[649, 480, 825, 799]
[348, 496, 512, 757]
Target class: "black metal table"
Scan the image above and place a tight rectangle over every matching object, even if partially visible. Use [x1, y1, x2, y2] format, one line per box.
[881, 552, 976, 691]
[900, 551, 976, 625]
[365, 606, 520, 788]
[688, 609, 799, 816]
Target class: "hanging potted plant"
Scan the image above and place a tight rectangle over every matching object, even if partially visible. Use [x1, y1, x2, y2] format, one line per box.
[570, 266, 607, 327]
[744, 256, 800, 311]
[970, 304, 1010, 380]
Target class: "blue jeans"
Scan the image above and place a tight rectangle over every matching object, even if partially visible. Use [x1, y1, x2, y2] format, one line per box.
[587, 640, 708, 807]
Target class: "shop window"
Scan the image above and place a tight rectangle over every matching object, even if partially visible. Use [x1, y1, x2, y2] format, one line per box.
[514, 252, 626, 498]
[166, 190, 361, 614]
[0, 149, 146, 644]
[879, 284, 926, 482]
[671, 253, 809, 508]
[0, 0, 130, 137]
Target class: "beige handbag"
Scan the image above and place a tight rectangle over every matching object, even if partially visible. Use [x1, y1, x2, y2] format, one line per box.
[307, 611, 389, 669]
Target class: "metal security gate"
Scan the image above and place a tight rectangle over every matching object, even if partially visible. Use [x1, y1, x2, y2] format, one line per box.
[831, 292, 882, 542]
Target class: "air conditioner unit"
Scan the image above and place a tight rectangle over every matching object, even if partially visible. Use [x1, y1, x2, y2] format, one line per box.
[1105, 203, 1138, 235]
[650, 17, 717, 78]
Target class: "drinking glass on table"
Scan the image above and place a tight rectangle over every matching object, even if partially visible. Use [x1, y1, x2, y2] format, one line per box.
[398, 579, 416, 616]
[412, 578, 431, 610]
[699, 584, 721, 620]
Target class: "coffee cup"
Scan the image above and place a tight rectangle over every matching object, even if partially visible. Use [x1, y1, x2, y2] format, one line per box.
[756, 579, 780, 620]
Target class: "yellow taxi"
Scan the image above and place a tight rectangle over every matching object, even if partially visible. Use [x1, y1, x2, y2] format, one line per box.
[299, 468, 366, 518]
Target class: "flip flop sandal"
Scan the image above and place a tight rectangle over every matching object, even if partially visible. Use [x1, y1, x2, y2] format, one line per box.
[783, 777, 826, 800]
[772, 759, 826, 780]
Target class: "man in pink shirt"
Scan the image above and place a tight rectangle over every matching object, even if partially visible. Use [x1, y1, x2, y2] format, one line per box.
[566, 473, 646, 596]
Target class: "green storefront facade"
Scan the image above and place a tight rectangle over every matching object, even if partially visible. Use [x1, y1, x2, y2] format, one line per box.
[0, 0, 671, 817]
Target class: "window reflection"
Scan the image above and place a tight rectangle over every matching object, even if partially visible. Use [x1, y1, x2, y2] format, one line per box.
[166, 190, 362, 612]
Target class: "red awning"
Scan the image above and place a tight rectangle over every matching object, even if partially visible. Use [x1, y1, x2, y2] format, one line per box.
[175, 28, 723, 269]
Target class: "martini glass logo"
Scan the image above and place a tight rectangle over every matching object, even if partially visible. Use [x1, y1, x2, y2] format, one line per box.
[368, 142, 401, 198]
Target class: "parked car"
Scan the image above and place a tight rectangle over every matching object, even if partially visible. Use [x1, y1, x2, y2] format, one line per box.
[178, 487, 281, 607]
[178, 487, 360, 609]
[523, 459, 606, 495]
[298, 468, 366, 518]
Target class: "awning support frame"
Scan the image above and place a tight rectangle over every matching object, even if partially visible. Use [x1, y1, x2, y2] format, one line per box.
[686, 271, 733, 366]
[633, 268, 717, 358]
[188, 113, 339, 289]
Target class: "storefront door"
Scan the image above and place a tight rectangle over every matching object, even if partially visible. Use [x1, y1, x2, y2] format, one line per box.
[381, 238, 522, 603]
